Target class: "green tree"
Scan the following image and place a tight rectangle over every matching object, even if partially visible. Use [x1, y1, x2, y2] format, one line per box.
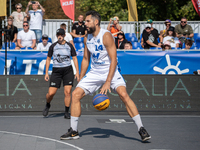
[4, 0, 200, 21]
[78, 0, 128, 21]
[78, 0, 199, 21]
[136, 0, 199, 21]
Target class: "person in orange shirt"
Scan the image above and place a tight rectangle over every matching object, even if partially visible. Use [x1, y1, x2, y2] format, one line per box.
[107, 16, 122, 37]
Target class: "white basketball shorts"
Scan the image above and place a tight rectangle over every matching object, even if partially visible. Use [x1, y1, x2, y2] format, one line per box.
[77, 69, 126, 95]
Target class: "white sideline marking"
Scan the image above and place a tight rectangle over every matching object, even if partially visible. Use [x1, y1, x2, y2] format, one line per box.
[149, 149, 172, 150]
[0, 115, 199, 118]
[0, 131, 84, 150]
[105, 119, 133, 123]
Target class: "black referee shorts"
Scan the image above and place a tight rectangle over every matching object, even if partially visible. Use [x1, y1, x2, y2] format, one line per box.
[49, 66, 74, 88]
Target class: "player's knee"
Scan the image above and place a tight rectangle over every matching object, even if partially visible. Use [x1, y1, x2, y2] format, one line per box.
[48, 92, 56, 98]
[119, 91, 129, 103]
[72, 90, 81, 101]
[64, 91, 71, 97]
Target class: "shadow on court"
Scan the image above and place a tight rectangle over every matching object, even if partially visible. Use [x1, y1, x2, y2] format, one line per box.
[80, 127, 148, 143]
[44, 112, 65, 118]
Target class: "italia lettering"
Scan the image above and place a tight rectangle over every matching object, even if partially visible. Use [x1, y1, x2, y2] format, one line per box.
[0, 78, 31, 96]
[170, 79, 190, 96]
[130, 78, 150, 96]
[0, 104, 32, 109]
[129, 78, 190, 96]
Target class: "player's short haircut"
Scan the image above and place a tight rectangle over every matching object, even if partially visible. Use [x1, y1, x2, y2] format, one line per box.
[86, 10, 101, 26]
[60, 23, 67, 29]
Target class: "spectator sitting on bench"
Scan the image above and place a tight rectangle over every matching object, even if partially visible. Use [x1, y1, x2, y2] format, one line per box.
[175, 17, 194, 45]
[183, 39, 193, 50]
[70, 15, 87, 38]
[37, 34, 52, 50]
[124, 41, 133, 50]
[115, 31, 128, 49]
[141, 19, 161, 49]
[4, 17, 18, 44]
[163, 26, 180, 48]
[160, 19, 171, 44]
[15, 21, 36, 50]
[142, 21, 161, 49]
[162, 41, 171, 51]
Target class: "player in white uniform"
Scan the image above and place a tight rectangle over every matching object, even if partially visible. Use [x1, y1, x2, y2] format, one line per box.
[60, 10, 151, 142]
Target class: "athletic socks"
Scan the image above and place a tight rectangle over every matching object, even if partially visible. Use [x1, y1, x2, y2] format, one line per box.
[46, 102, 50, 108]
[65, 106, 69, 113]
[71, 116, 79, 131]
[132, 114, 144, 131]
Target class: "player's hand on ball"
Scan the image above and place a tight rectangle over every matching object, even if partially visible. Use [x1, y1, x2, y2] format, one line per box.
[100, 81, 111, 95]
[45, 74, 49, 81]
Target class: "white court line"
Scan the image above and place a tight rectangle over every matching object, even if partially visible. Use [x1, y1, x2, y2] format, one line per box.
[0, 116, 42, 118]
[0, 131, 84, 150]
[149, 149, 172, 150]
[0, 116, 44, 118]
[0, 115, 200, 118]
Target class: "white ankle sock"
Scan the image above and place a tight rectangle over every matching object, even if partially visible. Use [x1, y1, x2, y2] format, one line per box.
[132, 114, 143, 131]
[71, 116, 79, 131]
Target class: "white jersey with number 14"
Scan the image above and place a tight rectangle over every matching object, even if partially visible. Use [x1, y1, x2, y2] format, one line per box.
[86, 28, 116, 73]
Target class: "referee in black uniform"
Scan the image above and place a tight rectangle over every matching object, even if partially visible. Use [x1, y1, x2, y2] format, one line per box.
[43, 28, 79, 119]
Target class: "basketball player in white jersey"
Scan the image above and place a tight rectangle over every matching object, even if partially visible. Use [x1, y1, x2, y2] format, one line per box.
[60, 10, 151, 142]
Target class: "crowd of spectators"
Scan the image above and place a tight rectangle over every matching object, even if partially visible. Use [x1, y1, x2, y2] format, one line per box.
[1, 2, 197, 51]
[115, 17, 195, 50]
[140, 17, 194, 50]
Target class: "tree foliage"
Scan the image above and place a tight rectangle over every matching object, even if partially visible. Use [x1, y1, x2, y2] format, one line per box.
[78, 0, 199, 21]
[3, 0, 200, 21]
[136, 0, 199, 21]
[77, 0, 128, 21]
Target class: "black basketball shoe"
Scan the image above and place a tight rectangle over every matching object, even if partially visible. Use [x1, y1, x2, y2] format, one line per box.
[60, 127, 79, 140]
[42, 104, 50, 117]
[64, 112, 70, 119]
[138, 127, 151, 141]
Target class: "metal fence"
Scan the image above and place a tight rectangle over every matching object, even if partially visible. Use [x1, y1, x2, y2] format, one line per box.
[42, 19, 72, 42]
[1, 19, 200, 41]
[100, 21, 136, 33]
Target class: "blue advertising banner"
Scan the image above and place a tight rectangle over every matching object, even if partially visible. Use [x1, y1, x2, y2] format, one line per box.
[0, 50, 200, 75]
